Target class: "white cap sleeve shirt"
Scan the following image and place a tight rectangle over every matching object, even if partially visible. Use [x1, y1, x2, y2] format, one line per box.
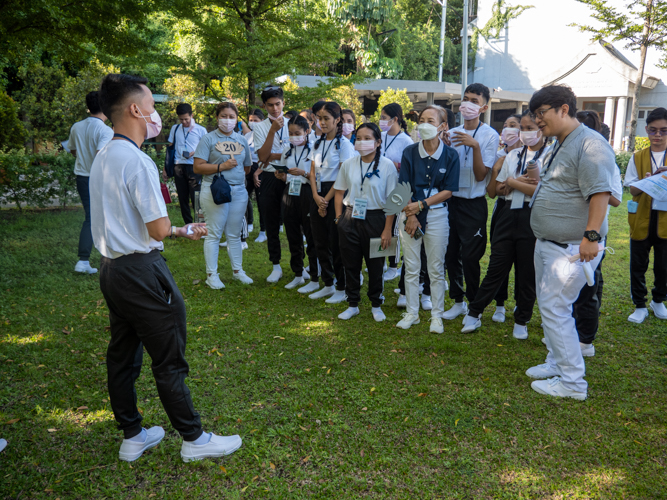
[67, 117, 114, 176]
[310, 136, 356, 183]
[496, 147, 549, 203]
[281, 143, 312, 185]
[252, 118, 289, 171]
[380, 131, 414, 165]
[167, 121, 208, 165]
[194, 130, 252, 185]
[624, 149, 667, 210]
[450, 122, 500, 199]
[334, 155, 398, 210]
[89, 140, 168, 259]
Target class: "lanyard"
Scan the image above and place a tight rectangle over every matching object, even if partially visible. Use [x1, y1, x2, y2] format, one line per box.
[359, 157, 375, 191]
[650, 150, 667, 171]
[543, 134, 571, 176]
[384, 132, 400, 155]
[113, 133, 138, 149]
[464, 122, 482, 166]
[520, 148, 530, 174]
[278, 127, 284, 148]
[294, 146, 308, 169]
[182, 124, 192, 144]
[320, 139, 336, 166]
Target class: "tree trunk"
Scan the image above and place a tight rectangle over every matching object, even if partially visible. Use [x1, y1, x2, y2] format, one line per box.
[627, 0, 653, 152]
[247, 74, 256, 119]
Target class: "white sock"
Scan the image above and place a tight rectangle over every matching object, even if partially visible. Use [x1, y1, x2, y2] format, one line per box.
[191, 432, 211, 445]
[128, 428, 147, 442]
[273, 264, 282, 271]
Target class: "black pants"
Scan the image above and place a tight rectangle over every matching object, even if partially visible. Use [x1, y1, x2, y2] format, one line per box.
[398, 245, 431, 296]
[100, 251, 202, 441]
[310, 181, 345, 290]
[338, 207, 386, 307]
[630, 210, 667, 307]
[573, 254, 605, 344]
[388, 218, 400, 268]
[489, 198, 509, 306]
[282, 183, 318, 278]
[468, 203, 536, 325]
[245, 163, 263, 230]
[446, 196, 488, 303]
[76, 175, 93, 260]
[258, 171, 286, 264]
[174, 164, 202, 224]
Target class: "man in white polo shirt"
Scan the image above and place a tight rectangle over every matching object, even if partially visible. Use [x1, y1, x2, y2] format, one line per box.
[92, 73, 242, 463]
[444, 83, 500, 320]
[67, 91, 114, 274]
[164, 103, 207, 224]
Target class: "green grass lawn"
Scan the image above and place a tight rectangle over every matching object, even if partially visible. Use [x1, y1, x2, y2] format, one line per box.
[1, 199, 666, 499]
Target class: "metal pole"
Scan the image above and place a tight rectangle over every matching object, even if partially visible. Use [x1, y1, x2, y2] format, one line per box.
[438, 0, 448, 82]
[461, 0, 469, 104]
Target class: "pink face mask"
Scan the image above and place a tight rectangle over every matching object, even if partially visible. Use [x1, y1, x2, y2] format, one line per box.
[218, 118, 236, 133]
[289, 135, 305, 146]
[460, 101, 482, 120]
[138, 108, 162, 140]
[342, 123, 355, 136]
[268, 112, 284, 121]
[379, 119, 392, 132]
[354, 140, 376, 155]
[501, 127, 520, 147]
[521, 130, 542, 147]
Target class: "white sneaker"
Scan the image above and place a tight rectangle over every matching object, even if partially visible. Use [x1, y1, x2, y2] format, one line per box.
[74, 261, 97, 274]
[360, 273, 364, 286]
[303, 270, 310, 281]
[430, 317, 444, 334]
[443, 302, 468, 320]
[248, 224, 254, 233]
[118, 427, 165, 462]
[267, 266, 283, 283]
[525, 363, 558, 379]
[325, 290, 347, 304]
[372, 307, 386, 322]
[580, 342, 595, 357]
[0, 438, 7, 453]
[512, 323, 528, 340]
[461, 314, 481, 333]
[299, 281, 321, 294]
[531, 377, 587, 401]
[541, 337, 547, 345]
[338, 307, 359, 320]
[280, 225, 284, 233]
[394, 288, 401, 295]
[206, 273, 225, 290]
[421, 295, 432, 311]
[219, 241, 228, 248]
[396, 295, 407, 308]
[396, 313, 420, 330]
[285, 277, 305, 290]
[383, 267, 400, 281]
[241, 241, 248, 250]
[628, 307, 649, 323]
[181, 433, 242, 463]
[254, 231, 267, 243]
[232, 271, 253, 285]
[650, 301, 667, 319]
[309, 286, 334, 299]
[492, 306, 506, 323]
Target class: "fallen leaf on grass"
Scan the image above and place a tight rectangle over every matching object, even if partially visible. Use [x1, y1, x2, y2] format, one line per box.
[250, 429, 258, 433]
[360, 450, 364, 457]
[192, 279, 201, 285]
[270, 462, 276, 470]
[96, 299, 104, 307]
[503, 403, 510, 406]
[370, 387, 375, 393]
[47, 428, 57, 433]
[483, 425, 490, 433]
[404, 417, 409, 422]
[301, 455, 310, 463]
[149, 494, 156, 498]
[340, 358, 346, 363]
[418, 393, 427, 397]
[299, 425, 308, 431]
[455, 419, 460, 426]
[5, 418, 19, 425]
[326, 368, 331, 374]
[361, 407, 367, 411]
[635, 440, 645, 446]
[44, 488, 53, 493]
[76, 406, 88, 411]
[241, 486, 249, 492]
[62, 329, 70, 335]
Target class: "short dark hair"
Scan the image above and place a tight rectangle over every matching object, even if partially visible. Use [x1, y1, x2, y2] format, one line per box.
[176, 103, 192, 116]
[86, 91, 102, 115]
[261, 86, 283, 103]
[529, 85, 577, 118]
[312, 101, 326, 115]
[99, 74, 149, 121]
[445, 108, 456, 130]
[646, 107, 667, 125]
[215, 102, 238, 118]
[284, 109, 298, 120]
[251, 108, 265, 120]
[576, 110, 601, 132]
[464, 83, 491, 104]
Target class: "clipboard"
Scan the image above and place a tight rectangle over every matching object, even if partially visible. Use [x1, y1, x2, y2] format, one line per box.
[369, 237, 398, 258]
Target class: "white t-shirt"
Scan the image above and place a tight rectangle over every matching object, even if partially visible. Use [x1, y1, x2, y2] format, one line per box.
[380, 131, 413, 166]
[450, 122, 500, 199]
[281, 143, 312, 186]
[67, 117, 114, 176]
[496, 147, 548, 202]
[624, 150, 667, 210]
[253, 118, 289, 171]
[334, 155, 398, 210]
[90, 140, 167, 259]
[310, 136, 356, 183]
[168, 121, 208, 165]
[245, 131, 258, 163]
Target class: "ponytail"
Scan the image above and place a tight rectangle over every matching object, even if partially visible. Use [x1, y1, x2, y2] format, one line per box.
[382, 102, 409, 136]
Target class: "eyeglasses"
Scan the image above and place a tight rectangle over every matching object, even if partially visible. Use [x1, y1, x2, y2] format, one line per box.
[647, 127, 667, 136]
[529, 107, 554, 120]
[263, 86, 281, 92]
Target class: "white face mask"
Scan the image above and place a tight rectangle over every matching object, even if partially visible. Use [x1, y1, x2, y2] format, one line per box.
[417, 123, 439, 141]
[460, 101, 482, 120]
[218, 118, 236, 133]
[268, 112, 284, 121]
[354, 140, 376, 155]
[248, 121, 256, 130]
[379, 119, 392, 132]
[342, 123, 355, 136]
[289, 135, 305, 146]
[521, 130, 542, 147]
[137, 107, 162, 140]
[501, 127, 520, 147]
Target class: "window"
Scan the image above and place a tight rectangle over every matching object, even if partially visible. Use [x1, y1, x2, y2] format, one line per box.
[639, 110, 645, 119]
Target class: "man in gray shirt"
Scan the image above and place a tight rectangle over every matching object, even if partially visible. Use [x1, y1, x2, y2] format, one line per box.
[526, 85, 615, 401]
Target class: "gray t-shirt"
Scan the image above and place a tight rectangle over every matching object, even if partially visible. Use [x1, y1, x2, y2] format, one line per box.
[530, 124, 616, 244]
[194, 129, 252, 185]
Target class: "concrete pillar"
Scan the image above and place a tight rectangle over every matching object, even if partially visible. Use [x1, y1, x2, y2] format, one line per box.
[614, 96, 628, 150]
[485, 99, 493, 125]
[515, 102, 524, 114]
[603, 97, 615, 130]
[426, 92, 434, 105]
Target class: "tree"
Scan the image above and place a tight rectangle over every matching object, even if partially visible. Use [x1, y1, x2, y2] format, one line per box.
[573, 0, 667, 151]
[280, 75, 365, 117]
[0, 92, 26, 150]
[370, 88, 413, 125]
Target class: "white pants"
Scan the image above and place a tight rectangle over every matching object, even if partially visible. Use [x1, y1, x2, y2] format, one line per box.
[399, 208, 449, 317]
[200, 182, 248, 274]
[534, 239, 603, 392]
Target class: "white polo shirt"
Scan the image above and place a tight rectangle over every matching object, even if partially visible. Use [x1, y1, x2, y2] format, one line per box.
[168, 120, 207, 165]
[281, 143, 312, 185]
[253, 118, 289, 172]
[380, 131, 413, 165]
[310, 136, 356, 183]
[450, 122, 500, 199]
[90, 140, 167, 259]
[334, 155, 398, 210]
[496, 147, 549, 203]
[67, 117, 114, 176]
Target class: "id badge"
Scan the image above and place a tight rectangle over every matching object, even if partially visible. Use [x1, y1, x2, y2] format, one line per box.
[627, 200, 638, 214]
[424, 188, 444, 208]
[316, 171, 322, 193]
[529, 181, 542, 208]
[289, 178, 301, 196]
[510, 193, 525, 210]
[352, 198, 368, 220]
[458, 167, 472, 188]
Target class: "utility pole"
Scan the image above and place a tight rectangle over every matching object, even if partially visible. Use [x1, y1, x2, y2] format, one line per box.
[461, 0, 469, 105]
[437, 0, 448, 82]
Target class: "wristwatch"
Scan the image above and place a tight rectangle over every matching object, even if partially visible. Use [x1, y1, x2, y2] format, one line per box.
[334, 216, 340, 224]
[169, 226, 177, 240]
[583, 230, 601, 242]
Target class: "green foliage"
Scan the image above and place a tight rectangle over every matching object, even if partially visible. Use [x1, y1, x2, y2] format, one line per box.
[0, 148, 77, 210]
[615, 151, 632, 174]
[328, 0, 395, 24]
[281, 75, 366, 118]
[635, 136, 650, 151]
[370, 88, 413, 124]
[0, 91, 26, 150]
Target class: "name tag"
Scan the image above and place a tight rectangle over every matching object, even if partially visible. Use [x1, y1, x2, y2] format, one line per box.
[289, 178, 301, 196]
[424, 188, 444, 209]
[510, 192, 525, 209]
[627, 200, 638, 214]
[316, 172, 322, 193]
[352, 198, 368, 220]
[458, 166, 472, 188]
